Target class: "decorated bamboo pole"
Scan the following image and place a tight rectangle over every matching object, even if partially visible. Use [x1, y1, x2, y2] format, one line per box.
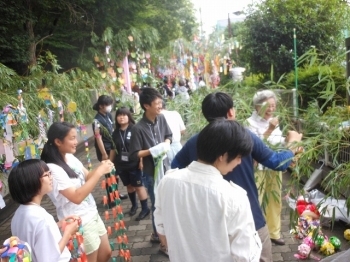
[293, 28, 299, 119]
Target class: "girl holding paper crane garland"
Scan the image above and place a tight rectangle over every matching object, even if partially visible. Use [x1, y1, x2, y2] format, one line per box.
[9, 159, 79, 262]
[41, 122, 114, 262]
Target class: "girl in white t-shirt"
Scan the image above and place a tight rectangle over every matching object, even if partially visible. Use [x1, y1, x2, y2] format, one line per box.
[9, 159, 78, 262]
[41, 122, 114, 262]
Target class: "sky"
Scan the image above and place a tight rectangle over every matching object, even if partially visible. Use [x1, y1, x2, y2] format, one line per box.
[190, 0, 253, 35]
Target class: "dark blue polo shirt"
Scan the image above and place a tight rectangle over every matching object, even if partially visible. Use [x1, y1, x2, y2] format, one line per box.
[171, 131, 294, 231]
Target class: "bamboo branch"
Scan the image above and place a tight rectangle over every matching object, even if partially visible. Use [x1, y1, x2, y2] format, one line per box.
[35, 34, 53, 47]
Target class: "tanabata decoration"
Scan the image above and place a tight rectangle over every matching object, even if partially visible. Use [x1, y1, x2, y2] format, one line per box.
[61, 217, 87, 262]
[329, 236, 341, 250]
[101, 168, 131, 262]
[1, 236, 32, 262]
[320, 241, 335, 256]
[344, 229, 350, 241]
[77, 124, 92, 171]
[294, 243, 320, 260]
[17, 90, 28, 123]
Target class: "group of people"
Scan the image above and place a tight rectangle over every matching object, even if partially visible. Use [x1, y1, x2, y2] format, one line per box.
[5, 86, 303, 262]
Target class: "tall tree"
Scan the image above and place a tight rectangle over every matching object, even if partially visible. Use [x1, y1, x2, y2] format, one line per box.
[242, 0, 350, 77]
[0, 0, 197, 73]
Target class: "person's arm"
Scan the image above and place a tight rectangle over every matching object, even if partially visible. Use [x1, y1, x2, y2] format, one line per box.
[263, 117, 278, 139]
[58, 220, 78, 252]
[138, 149, 151, 158]
[56, 161, 113, 204]
[171, 135, 197, 169]
[109, 149, 116, 162]
[34, 220, 77, 262]
[93, 121, 109, 160]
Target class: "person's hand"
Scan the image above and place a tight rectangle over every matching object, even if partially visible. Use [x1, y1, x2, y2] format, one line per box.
[285, 130, 303, 143]
[58, 215, 79, 229]
[63, 219, 79, 236]
[98, 160, 114, 175]
[269, 117, 279, 130]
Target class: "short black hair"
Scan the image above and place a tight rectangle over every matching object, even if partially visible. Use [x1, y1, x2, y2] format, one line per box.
[197, 119, 252, 164]
[139, 87, 162, 111]
[9, 159, 49, 204]
[93, 95, 113, 111]
[115, 107, 135, 129]
[202, 92, 234, 122]
[41, 122, 78, 178]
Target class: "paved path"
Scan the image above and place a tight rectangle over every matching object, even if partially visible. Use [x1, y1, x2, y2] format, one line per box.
[0, 145, 349, 261]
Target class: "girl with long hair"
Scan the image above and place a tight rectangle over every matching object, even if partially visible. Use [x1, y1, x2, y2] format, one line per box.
[41, 122, 114, 262]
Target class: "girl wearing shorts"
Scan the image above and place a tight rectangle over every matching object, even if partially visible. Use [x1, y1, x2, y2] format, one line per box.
[9, 159, 78, 262]
[110, 107, 150, 220]
[41, 122, 114, 262]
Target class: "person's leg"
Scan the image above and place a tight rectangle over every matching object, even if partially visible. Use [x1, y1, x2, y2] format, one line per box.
[139, 174, 156, 239]
[265, 170, 283, 242]
[96, 234, 112, 262]
[130, 169, 149, 212]
[96, 215, 112, 262]
[132, 170, 150, 220]
[83, 214, 110, 262]
[257, 224, 273, 262]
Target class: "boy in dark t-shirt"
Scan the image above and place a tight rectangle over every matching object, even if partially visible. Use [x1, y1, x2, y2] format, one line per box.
[129, 88, 172, 245]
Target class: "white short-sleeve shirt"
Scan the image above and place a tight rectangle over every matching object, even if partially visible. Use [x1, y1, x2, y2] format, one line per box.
[161, 110, 186, 143]
[48, 153, 97, 225]
[11, 205, 71, 262]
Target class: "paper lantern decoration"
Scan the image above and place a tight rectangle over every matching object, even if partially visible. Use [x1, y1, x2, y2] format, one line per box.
[128, 36, 133, 42]
[130, 53, 136, 58]
[101, 72, 107, 79]
[117, 68, 123, 74]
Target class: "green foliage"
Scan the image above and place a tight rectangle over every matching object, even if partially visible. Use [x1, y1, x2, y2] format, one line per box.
[0, 51, 110, 140]
[242, 0, 350, 78]
[0, 0, 198, 73]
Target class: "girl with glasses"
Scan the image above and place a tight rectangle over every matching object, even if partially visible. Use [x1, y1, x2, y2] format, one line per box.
[9, 159, 79, 262]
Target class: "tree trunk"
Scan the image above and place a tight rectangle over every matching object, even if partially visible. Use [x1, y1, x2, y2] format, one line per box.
[26, 0, 36, 67]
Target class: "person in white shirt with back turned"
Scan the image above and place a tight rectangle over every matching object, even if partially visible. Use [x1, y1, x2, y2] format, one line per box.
[161, 100, 186, 166]
[154, 119, 262, 262]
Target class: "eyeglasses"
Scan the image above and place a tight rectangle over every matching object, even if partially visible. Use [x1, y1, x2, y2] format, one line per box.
[41, 171, 52, 178]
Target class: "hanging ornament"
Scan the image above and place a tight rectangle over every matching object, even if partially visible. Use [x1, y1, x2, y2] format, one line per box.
[1, 236, 32, 262]
[57, 101, 64, 122]
[67, 101, 77, 113]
